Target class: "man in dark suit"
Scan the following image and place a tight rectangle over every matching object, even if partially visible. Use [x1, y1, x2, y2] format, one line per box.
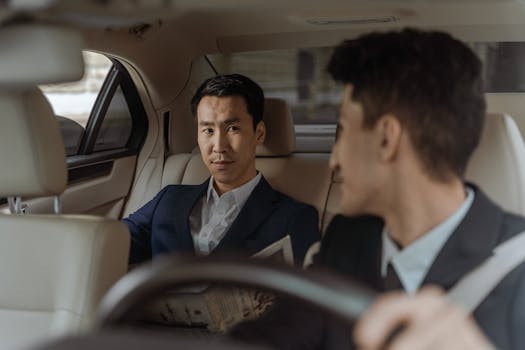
[232, 29, 523, 349]
[123, 74, 320, 266]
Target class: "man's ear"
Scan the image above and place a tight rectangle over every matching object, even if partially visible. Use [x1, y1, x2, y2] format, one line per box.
[255, 121, 266, 145]
[376, 115, 402, 161]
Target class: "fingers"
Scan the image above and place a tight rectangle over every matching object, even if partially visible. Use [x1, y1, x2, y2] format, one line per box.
[354, 286, 445, 348]
[387, 298, 467, 350]
[353, 286, 495, 350]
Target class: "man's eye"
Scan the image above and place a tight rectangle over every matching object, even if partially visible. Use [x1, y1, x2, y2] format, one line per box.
[227, 125, 240, 132]
[203, 128, 213, 135]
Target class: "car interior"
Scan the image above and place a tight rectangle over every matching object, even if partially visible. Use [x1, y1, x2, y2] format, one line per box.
[2, 0, 525, 349]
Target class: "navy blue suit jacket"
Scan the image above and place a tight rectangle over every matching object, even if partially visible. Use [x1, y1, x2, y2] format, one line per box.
[123, 176, 320, 266]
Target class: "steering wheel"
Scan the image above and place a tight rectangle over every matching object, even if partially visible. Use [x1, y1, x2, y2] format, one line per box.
[31, 256, 377, 350]
[96, 255, 376, 329]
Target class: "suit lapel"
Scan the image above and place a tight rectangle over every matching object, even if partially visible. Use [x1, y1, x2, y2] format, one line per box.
[358, 224, 384, 290]
[173, 179, 208, 252]
[423, 186, 504, 290]
[214, 176, 278, 252]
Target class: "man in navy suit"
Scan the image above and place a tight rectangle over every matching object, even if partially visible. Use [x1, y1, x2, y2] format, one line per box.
[123, 74, 320, 266]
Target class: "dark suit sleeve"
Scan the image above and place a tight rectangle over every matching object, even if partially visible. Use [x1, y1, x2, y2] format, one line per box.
[122, 187, 170, 264]
[288, 204, 321, 265]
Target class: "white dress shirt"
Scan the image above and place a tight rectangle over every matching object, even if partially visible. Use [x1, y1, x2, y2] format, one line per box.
[381, 187, 475, 294]
[189, 173, 262, 255]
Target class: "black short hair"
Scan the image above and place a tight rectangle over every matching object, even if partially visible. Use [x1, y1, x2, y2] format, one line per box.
[190, 74, 264, 129]
[328, 28, 486, 181]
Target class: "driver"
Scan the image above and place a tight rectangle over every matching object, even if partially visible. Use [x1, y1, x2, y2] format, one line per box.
[232, 28, 524, 349]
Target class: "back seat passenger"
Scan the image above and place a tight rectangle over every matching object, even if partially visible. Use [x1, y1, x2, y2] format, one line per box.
[161, 98, 333, 231]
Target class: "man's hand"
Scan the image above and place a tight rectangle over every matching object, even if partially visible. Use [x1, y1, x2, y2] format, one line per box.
[353, 286, 495, 350]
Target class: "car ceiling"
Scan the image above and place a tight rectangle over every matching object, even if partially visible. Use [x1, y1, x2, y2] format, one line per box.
[3, 0, 525, 108]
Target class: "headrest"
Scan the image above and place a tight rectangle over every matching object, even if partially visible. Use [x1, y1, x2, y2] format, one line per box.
[256, 98, 295, 156]
[0, 88, 67, 197]
[466, 113, 525, 215]
[0, 24, 84, 88]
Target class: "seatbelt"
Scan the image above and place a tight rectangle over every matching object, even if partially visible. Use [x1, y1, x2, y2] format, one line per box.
[447, 230, 525, 312]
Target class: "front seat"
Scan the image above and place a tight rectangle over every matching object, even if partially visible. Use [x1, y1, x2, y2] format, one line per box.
[0, 88, 130, 350]
[465, 112, 525, 215]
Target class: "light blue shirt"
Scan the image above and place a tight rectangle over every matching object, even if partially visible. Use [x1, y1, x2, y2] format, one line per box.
[189, 172, 262, 255]
[381, 187, 475, 294]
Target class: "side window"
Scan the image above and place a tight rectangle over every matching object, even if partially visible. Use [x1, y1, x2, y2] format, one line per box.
[93, 86, 133, 152]
[40, 51, 147, 164]
[41, 52, 112, 156]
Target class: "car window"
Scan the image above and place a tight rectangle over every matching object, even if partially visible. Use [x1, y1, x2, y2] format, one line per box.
[39, 51, 147, 166]
[40, 52, 112, 156]
[208, 47, 342, 126]
[208, 43, 525, 117]
[473, 42, 525, 92]
[93, 85, 133, 152]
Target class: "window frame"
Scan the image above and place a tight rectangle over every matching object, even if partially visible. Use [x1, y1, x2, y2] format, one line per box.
[66, 59, 148, 169]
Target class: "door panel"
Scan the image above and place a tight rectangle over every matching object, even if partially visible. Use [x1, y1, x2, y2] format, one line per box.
[21, 156, 136, 218]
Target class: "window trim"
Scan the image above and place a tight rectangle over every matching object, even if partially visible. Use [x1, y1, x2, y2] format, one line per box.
[78, 66, 121, 154]
[68, 59, 148, 169]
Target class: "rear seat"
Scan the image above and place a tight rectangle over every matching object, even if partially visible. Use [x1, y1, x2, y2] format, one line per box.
[162, 98, 333, 231]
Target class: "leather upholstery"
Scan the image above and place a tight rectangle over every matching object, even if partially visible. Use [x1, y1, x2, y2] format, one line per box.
[0, 216, 129, 349]
[0, 88, 130, 349]
[0, 88, 67, 197]
[466, 113, 525, 215]
[0, 24, 84, 88]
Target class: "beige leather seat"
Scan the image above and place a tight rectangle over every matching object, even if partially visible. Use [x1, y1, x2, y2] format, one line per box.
[0, 88, 130, 349]
[465, 113, 525, 215]
[161, 98, 333, 227]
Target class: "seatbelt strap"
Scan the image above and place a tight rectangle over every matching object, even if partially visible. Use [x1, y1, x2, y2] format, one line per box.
[447, 230, 525, 312]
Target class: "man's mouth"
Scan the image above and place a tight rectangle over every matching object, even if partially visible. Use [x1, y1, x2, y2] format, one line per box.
[211, 160, 234, 169]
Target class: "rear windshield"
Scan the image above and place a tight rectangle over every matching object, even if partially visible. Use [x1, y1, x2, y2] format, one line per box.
[208, 48, 341, 126]
[208, 42, 525, 126]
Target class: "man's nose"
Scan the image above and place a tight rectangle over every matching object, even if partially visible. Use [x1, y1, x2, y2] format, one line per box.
[213, 131, 228, 153]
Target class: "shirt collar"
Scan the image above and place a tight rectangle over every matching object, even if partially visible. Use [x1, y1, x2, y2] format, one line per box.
[206, 172, 262, 208]
[381, 186, 475, 294]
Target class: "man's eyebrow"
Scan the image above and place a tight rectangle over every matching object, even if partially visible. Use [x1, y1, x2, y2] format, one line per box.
[199, 117, 241, 126]
[223, 117, 241, 125]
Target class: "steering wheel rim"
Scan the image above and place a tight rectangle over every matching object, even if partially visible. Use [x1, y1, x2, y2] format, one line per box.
[96, 255, 376, 329]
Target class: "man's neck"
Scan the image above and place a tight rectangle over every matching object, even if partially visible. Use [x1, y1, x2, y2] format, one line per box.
[383, 176, 466, 248]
